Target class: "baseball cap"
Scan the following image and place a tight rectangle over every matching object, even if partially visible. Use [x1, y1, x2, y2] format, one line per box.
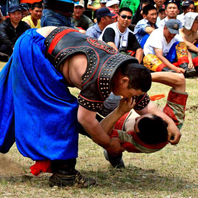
[19, 3, 29, 11]
[166, 0, 178, 7]
[184, 12, 198, 30]
[182, 0, 194, 7]
[165, 19, 180, 34]
[74, 2, 84, 7]
[100, 0, 108, 3]
[106, 0, 119, 7]
[8, 5, 22, 13]
[96, 7, 116, 18]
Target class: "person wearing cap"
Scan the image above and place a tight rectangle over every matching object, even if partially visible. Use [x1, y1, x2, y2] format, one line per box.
[177, 0, 195, 26]
[134, 4, 158, 47]
[72, 2, 93, 30]
[99, 7, 143, 64]
[22, 2, 43, 28]
[158, 0, 182, 29]
[19, 3, 30, 18]
[106, 0, 119, 14]
[143, 19, 196, 77]
[86, 7, 115, 39]
[179, 12, 198, 73]
[0, 4, 30, 59]
[41, 0, 80, 27]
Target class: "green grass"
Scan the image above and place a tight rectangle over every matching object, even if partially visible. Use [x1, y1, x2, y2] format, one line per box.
[0, 61, 198, 197]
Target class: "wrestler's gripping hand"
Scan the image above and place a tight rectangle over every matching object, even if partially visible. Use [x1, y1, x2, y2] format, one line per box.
[167, 122, 182, 145]
[117, 97, 136, 116]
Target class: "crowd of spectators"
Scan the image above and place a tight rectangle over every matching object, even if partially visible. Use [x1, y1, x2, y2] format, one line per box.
[0, 0, 198, 77]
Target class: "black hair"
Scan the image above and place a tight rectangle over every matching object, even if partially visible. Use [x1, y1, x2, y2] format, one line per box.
[119, 7, 133, 15]
[31, 2, 43, 10]
[137, 115, 168, 144]
[165, 1, 178, 9]
[143, 4, 157, 15]
[120, 63, 151, 92]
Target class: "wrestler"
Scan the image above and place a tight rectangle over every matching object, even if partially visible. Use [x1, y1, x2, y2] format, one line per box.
[101, 72, 187, 168]
[0, 26, 180, 187]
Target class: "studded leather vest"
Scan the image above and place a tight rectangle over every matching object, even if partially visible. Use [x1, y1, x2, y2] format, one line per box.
[45, 27, 145, 111]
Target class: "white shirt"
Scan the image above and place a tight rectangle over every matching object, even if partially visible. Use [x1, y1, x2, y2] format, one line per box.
[143, 28, 183, 56]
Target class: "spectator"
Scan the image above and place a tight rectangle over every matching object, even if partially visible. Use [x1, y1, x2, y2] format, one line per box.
[177, 0, 195, 26]
[41, 0, 79, 27]
[134, 4, 158, 47]
[156, 4, 166, 24]
[22, 2, 43, 28]
[179, 12, 198, 70]
[131, 0, 151, 31]
[0, 4, 30, 59]
[72, 2, 93, 30]
[100, 0, 107, 8]
[143, 19, 196, 77]
[86, 7, 115, 39]
[154, 0, 165, 11]
[106, 0, 120, 15]
[87, 0, 101, 21]
[157, 0, 182, 29]
[19, 3, 30, 18]
[99, 7, 143, 64]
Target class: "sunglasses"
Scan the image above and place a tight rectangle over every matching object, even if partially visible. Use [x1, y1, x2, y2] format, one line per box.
[120, 14, 132, 20]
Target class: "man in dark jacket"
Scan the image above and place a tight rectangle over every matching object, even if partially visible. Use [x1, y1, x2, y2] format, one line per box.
[0, 4, 30, 61]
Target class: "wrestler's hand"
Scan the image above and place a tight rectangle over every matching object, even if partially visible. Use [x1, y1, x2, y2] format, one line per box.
[105, 138, 125, 156]
[167, 122, 182, 145]
[117, 98, 136, 116]
[188, 61, 194, 69]
[175, 67, 185, 73]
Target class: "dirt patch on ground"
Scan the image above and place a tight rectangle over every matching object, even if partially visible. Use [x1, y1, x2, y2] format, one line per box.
[0, 154, 24, 176]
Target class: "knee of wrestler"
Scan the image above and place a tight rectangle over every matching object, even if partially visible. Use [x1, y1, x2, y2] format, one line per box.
[174, 73, 186, 87]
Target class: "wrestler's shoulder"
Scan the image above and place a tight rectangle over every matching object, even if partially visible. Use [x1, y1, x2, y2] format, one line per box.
[36, 26, 58, 38]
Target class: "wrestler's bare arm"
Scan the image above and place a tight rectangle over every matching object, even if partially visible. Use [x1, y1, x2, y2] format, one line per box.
[100, 98, 135, 135]
[36, 26, 57, 38]
[78, 105, 125, 155]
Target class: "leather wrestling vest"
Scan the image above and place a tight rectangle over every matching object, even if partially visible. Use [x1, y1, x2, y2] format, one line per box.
[44, 27, 138, 111]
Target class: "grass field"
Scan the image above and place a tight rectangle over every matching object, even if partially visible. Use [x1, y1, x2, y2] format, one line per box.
[0, 61, 198, 198]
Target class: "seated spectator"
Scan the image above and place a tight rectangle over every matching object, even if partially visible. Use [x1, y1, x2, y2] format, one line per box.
[100, 0, 107, 8]
[99, 7, 143, 64]
[143, 19, 197, 77]
[106, 0, 120, 15]
[131, 0, 151, 31]
[22, 2, 43, 28]
[179, 12, 198, 71]
[0, 4, 30, 60]
[134, 4, 158, 47]
[86, 7, 115, 39]
[177, 0, 195, 26]
[156, 4, 166, 25]
[158, 0, 182, 29]
[72, 2, 94, 31]
[20, 3, 30, 18]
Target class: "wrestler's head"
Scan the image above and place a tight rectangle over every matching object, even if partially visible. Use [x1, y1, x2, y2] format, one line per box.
[184, 12, 198, 32]
[134, 114, 168, 144]
[111, 63, 152, 98]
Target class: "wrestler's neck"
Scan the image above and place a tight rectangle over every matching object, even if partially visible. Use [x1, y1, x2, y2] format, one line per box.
[60, 54, 88, 89]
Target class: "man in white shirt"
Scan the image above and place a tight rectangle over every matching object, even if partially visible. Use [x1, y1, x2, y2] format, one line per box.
[143, 19, 196, 77]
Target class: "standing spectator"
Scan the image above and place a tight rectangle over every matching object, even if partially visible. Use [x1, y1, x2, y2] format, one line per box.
[177, 0, 195, 26]
[156, 5, 166, 24]
[158, 0, 182, 28]
[0, 4, 30, 59]
[72, 2, 93, 30]
[19, 3, 30, 18]
[99, 7, 143, 64]
[41, 0, 80, 27]
[22, 2, 42, 28]
[100, 0, 107, 8]
[154, 0, 166, 11]
[86, 7, 115, 39]
[134, 4, 158, 47]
